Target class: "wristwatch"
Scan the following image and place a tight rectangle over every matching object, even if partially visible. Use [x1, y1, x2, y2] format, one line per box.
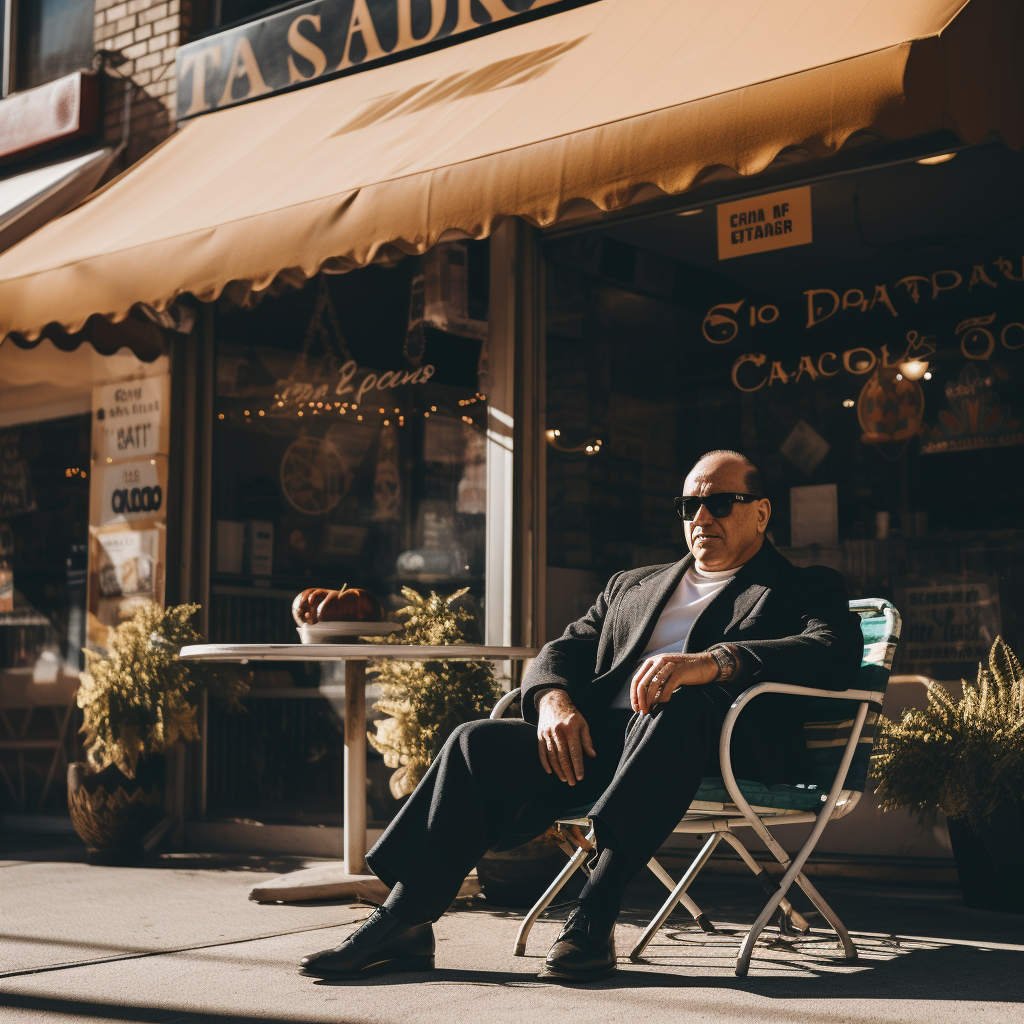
[708, 644, 738, 682]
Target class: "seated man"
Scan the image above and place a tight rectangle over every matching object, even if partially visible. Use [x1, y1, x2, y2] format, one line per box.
[301, 450, 863, 982]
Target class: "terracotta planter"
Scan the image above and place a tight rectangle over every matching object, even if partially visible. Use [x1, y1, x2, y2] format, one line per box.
[947, 801, 1024, 912]
[67, 757, 166, 865]
[477, 838, 572, 908]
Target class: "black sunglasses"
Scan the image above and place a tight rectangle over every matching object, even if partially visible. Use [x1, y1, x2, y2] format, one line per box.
[673, 493, 762, 521]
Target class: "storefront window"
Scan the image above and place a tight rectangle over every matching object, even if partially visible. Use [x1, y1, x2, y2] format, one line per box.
[0, 415, 89, 676]
[207, 244, 490, 824]
[15, 0, 95, 91]
[0, 335, 168, 814]
[544, 142, 1024, 681]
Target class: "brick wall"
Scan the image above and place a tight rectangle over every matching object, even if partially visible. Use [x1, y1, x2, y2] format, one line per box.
[93, 0, 189, 166]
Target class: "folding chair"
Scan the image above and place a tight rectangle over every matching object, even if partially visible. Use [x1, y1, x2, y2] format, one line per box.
[489, 598, 901, 977]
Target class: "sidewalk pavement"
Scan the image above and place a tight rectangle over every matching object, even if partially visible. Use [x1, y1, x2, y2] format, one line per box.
[2, 832, 1023, 1024]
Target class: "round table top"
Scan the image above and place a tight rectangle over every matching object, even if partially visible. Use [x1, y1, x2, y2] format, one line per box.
[179, 643, 542, 662]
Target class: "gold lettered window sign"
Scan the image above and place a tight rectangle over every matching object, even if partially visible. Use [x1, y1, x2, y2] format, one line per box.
[177, 0, 574, 120]
[716, 187, 812, 261]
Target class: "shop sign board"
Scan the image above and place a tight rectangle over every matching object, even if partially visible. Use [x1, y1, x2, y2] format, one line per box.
[717, 187, 812, 261]
[894, 578, 1001, 667]
[176, 0, 574, 120]
[97, 460, 166, 526]
[93, 377, 168, 461]
[89, 374, 170, 635]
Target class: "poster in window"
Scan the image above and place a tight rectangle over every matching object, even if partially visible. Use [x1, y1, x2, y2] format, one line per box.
[93, 376, 170, 461]
[89, 526, 165, 634]
[920, 363, 1024, 454]
[95, 459, 167, 526]
[894, 576, 1001, 669]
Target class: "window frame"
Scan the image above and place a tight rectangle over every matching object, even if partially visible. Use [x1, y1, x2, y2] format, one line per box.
[2, 0, 14, 98]
[1, 0, 97, 98]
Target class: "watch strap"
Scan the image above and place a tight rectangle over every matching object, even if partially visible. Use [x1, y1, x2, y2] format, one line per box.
[708, 644, 735, 681]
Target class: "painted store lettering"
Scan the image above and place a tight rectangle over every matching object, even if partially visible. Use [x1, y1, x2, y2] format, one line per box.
[288, 15, 327, 81]
[702, 253, 1024, 344]
[275, 359, 435, 413]
[177, 0, 563, 119]
[955, 313, 1024, 360]
[730, 337, 939, 392]
[804, 284, 898, 328]
[219, 37, 270, 107]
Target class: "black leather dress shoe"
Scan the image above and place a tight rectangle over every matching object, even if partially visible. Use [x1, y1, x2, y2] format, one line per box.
[300, 906, 435, 980]
[540, 904, 616, 981]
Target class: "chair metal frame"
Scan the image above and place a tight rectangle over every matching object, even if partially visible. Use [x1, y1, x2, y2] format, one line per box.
[490, 598, 900, 977]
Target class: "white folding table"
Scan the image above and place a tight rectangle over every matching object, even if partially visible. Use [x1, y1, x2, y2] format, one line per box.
[179, 643, 539, 874]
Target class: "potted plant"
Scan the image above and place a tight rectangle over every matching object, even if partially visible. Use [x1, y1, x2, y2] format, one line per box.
[368, 587, 499, 798]
[871, 636, 1024, 911]
[70, 602, 247, 864]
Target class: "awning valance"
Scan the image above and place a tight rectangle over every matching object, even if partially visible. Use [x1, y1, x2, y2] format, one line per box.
[0, 0, 1020, 339]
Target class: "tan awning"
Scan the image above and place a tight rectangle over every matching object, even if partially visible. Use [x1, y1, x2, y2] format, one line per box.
[0, 0, 1020, 339]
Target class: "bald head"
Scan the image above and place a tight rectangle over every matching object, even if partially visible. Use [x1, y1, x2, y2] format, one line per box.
[686, 450, 763, 497]
[680, 451, 770, 572]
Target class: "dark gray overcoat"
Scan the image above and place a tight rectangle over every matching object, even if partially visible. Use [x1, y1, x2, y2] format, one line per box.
[521, 539, 864, 784]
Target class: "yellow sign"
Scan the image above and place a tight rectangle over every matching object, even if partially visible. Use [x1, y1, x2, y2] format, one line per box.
[717, 187, 812, 260]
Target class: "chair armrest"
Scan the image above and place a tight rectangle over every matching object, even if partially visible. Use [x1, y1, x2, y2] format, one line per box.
[718, 680, 875, 840]
[490, 688, 522, 720]
[727, 681, 884, 712]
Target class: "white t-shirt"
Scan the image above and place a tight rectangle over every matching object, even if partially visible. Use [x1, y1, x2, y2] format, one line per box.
[610, 564, 736, 709]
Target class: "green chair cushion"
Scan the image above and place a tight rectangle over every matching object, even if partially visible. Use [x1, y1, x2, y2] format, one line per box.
[557, 774, 827, 820]
[694, 776, 825, 811]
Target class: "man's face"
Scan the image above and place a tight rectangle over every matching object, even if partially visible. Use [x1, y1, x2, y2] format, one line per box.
[681, 457, 771, 572]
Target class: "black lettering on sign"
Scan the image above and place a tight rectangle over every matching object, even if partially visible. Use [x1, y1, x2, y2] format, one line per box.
[116, 424, 153, 450]
[111, 486, 163, 515]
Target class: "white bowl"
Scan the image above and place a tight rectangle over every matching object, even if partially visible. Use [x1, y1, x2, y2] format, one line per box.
[297, 621, 402, 644]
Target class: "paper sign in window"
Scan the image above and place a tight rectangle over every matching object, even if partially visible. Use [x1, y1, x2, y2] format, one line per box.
[717, 187, 812, 260]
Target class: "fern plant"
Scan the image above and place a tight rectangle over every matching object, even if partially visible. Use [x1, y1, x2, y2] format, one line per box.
[871, 636, 1024, 831]
[78, 602, 247, 777]
[367, 588, 499, 798]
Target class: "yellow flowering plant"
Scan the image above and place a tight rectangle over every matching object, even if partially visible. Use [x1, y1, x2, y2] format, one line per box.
[78, 602, 248, 778]
[367, 588, 499, 798]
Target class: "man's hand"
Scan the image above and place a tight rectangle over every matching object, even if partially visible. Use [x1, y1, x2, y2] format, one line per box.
[630, 652, 720, 714]
[537, 690, 596, 785]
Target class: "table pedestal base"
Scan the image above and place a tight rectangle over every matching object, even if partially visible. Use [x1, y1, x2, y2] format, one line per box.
[248, 864, 481, 904]
[344, 660, 368, 875]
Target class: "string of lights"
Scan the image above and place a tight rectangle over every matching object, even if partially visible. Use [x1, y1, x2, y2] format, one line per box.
[215, 392, 489, 427]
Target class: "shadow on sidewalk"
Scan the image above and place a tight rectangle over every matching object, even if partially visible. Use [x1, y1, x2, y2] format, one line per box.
[307, 939, 1024, 1002]
[0, 992, 319, 1024]
[1, 830, 319, 877]
[1, 935, 1021, 1020]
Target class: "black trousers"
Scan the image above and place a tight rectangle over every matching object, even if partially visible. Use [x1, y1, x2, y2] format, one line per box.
[366, 683, 794, 921]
